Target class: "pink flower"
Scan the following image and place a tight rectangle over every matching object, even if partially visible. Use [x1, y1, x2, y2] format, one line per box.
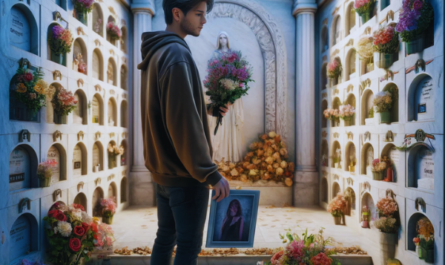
[413, 0, 423, 11]
[271, 250, 284, 264]
[286, 240, 304, 259]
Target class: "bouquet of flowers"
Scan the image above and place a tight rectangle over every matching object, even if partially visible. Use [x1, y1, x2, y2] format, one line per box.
[92, 220, 116, 254]
[371, 158, 387, 172]
[396, 0, 434, 42]
[48, 25, 73, 55]
[354, 0, 376, 15]
[339, 104, 356, 121]
[72, 0, 94, 14]
[13, 63, 48, 113]
[373, 91, 392, 113]
[107, 143, 124, 156]
[327, 60, 342, 79]
[107, 21, 121, 41]
[43, 203, 96, 265]
[373, 25, 399, 54]
[100, 197, 117, 224]
[266, 228, 340, 265]
[327, 193, 347, 217]
[204, 50, 253, 135]
[52, 87, 77, 116]
[357, 36, 375, 61]
[376, 197, 398, 217]
[417, 217, 434, 240]
[374, 197, 399, 233]
[37, 160, 57, 179]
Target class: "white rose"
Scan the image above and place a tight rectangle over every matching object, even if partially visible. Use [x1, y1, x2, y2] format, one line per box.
[57, 221, 72, 237]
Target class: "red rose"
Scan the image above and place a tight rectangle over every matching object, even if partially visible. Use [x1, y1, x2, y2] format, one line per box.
[23, 73, 33, 82]
[81, 222, 90, 233]
[48, 210, 60, 218]
[74, 226, 86, 237]
[55, 212, 67, 222]
[69, 238, 81, 252]
[73, 203, 85, 211]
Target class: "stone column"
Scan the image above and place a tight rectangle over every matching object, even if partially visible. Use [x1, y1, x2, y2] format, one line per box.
[293, 0, 319, 206]
[130, 0, 155, 206]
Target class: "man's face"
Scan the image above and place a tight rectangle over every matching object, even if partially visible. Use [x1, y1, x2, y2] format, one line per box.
[180, 1, 207, 37]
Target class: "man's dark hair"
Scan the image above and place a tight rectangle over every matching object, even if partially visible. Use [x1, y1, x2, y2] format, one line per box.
[163, 0, 214, 25]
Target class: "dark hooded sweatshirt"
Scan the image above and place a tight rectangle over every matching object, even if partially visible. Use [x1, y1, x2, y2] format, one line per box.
[137, 31, 222, 187]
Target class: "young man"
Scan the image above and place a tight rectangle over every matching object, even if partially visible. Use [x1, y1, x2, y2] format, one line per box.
[137, 0, 231, 264]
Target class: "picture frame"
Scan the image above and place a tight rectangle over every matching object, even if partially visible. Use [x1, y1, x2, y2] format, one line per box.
[206, 189, 260, 248]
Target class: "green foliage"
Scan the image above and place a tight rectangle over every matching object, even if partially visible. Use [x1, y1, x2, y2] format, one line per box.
[355, 0, 376, 15]
[13, 65, 47, 113]
[374, 32, 400, 54]
[368, 107, 374, 118]
[420, 237, 434, 250]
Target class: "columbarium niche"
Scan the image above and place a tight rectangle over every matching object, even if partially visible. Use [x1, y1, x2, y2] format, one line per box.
[72, 38, 88, 74]
[73, 143, 87, 176]
[120, 177, 128, 203]
[331, 97, 341, 127]
[106, 16, 117, 46]
[383, 83, 399, 123]
[408, 74, 434, 122]
[73, 90, 87, 125]
[107, 58, 117, 86]
[361, 143, 374, 176]
[321, 27, 328, 52]
[344, 187, 356, 215]
[9, 214, 38, 263]
[321, 100, 328, 128]
[321, 178, 328, 203]
[92, 94, 104, 125]
[107, 98, 117, 127]
[10, 4, 38, 55]
[108, 182, 117, 202]
[332, 182, 341, 198]
[92, 142, 104, 172]
[332, 16, 341, 46]
[382, 144, 399, 182]
[408, 145, 434, 190]
[92, 49, 104, 81]
[407, 213, 434, 251]
[361, 89, 374, 125]
[48, 83, 67, 125]
[321, 140, 329, 167]
[9, 74, 39, 122]
[321, 63, 328, 90]
[120, 140, 127, 166]
[92, 187, 104, 217]
[108, 140, 117, 169]
[331, 141, 341, 169]
[344, 94, 356, 126]
[47, 144, 66, 184]
[345, 142, 356, 173]
[120, 100, 128, 128]
[92, 3, 103, 36]
[73, 193, 87, 211]
[120, 65, 128, 90]
[361, 193, 376, 228]
[121, 27, 127, 53]
[9, 145, 37, 191]
[346, 49, 357, 81]
[346, 3, 356, 36]
[47, 23, 67, 66]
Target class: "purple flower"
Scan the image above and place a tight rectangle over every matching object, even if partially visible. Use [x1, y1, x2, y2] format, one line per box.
[413, 0, 423, 11]
[52, 25, 65, 39]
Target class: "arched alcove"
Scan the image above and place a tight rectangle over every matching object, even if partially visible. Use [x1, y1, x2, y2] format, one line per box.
[47, 144, 66, 184]
[361, 89, 374, 125]
[92, 141, 104, 172]
[408, 74, 433, 122]
[108, 140, 117, 169]
[333, 57, 342, 84]
[107, 58, 117, 86]
[92, 49, 104, 81]
[92, 94, 104, 125]
[332, 182, 341, 198]
[361, 143, 374, 176]
[48, 83, 67, 125]
[9, 74, 40, 122]
[346, 3, 356, 36]
[120, 140, 127, 166]
[106, 16, 118, 46]
[120, 100, 128, 128]
[382, 143, 399, 182]
[47, 23, 67, 66]
[345, 187, 356, 215]
[108, 182, 117, 203]
[10, 4, 38, 55]
[346, 49, 357, 81]
[92, 187, 104, 217]
[321, 101, 328, 129]
[321, 63, 328, 90]
[9, 213, 38, 262]
[9, 145, 38, 191]
[331, 141, 341, 169]
[121, 177, 128, 203]
[331, 97, 341, 127]
[49, 201, 66, 212]
[321, 178, 328, 203]
[92, 3, 103, 36]
[107, 98, 117, 127]
[381, 0, 390, 10]
[407, 213, 434, 251]
[408, 145, 434, 190]
[120, 27, 127, 53]
[383, 83, 399, 123]
[321, 27, 329, 52]
[332, 16, 342, 46]
[73, 143, 87, 176]
[345, 93, 356, 126]
[321, 140, 329, 167]
[72, 38, 88, 74]
[120, 65, 128, 90]
[361, 193, 375, 228]
[345, 142, 356, 173]
[73, 90, 87, 125]
[73, 193, 87, 212]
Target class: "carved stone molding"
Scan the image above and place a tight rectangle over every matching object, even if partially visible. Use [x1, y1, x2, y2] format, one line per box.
[53, 189, 62, 202]
[386, 189, 396, 199]
[121, 19, 127, 26]
[77, 131, 84, 141]
[77, 182, 85, 192]
[359, 78, 371, 96]
[122, 132, 127, 139]
[379, 10, 395, 24]
[110, 49, 115, 56]
[322, 18, 328, 26]
[94, 84, 102, 92]
[210, 0, 288, 141]
[322, 131, 327, 138]
[363, 27, 371, 35]
[94, 39, 101, 47]
[331, 49, 340, 58]
[346, 39, 354, 47]
[122, 94, 127, 99]
[110, 90, 115, 95]
[95, 178, 102, 186]
[415, 197, 426, 211]
[109, 133, 115, 138]
[77, 79, 84, 87]
[333, 132, 339, 138]
[109, 6, 117, 17]
[347, 177, 353, 186]
[107, 174, 115, 181]
[53, 70, 62, 80]
[346, 131, 353, 140]
[362, 181, 371, 193]
[77, 27, 85, 36]
[385, 130, 395, 142]
[18, 198, 31, 213]
[53, 130, 62, 142]
[364, 131, 371, 142]
[333, 88, 339, 95]
[347, 84, 354, 93]
[331, 6, 340, 16]
[95, 132, 101, 140]
[333, 174, 339, 181]
[322, 92, 327, 98]
[19, 129, 31, 142]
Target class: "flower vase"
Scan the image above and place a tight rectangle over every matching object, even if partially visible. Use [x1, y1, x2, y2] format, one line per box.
[333, 216, 342, 225]
[378, 232, 397, 265]
[415, 245, 420, 257]
[102, 215, 114, 224]
[77, 11, 87, 25]
[362, 220, 369, 228]
[406, 35, 425, 55]
[50, 50, 64, 65]
[376, 53, 395, 69]
[39, 178, 51, 188]
[360, 9, 373, 24]
[419, 247, 426, 260]
[425, 248, 434, 263]
[372, 171, 383, 181]
[379, 111, 391, 124]
[334, 162, 340, 169]
[331, 77, 338, 87]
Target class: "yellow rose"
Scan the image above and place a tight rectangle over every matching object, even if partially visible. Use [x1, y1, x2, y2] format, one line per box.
[16, 83, 27, 93]
[34, 80, 48, 94]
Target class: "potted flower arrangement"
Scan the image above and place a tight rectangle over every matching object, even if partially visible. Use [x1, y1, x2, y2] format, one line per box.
[265, 228, 340, 265]
[37, 160, 57, 187]
[373, 91, 392, 124]
[324, 108, 340, 126]
[332, 148, 341, 169]
[413, 237, 421, 257]
[43, 203, 96, 265]
[339, 104, 355, 126]
[374, 197, 399, 264]
[51, 86, 78, 124]
[108, 143, 124, 169]
[373, 25, 400, 69]
[107, 21, 122, 42]
[72, 0, 94, 24]
[417, 217, 434, 263]
[91, 220, 116, 259]
[396, 0, 434, 55]
[100, 197, 117, 224]
[48, 25, 73, 64]
[354, 0, 376, 24]
[327, 60, 342, 86]
[327, 193, 347, 225]
[371, 158, 387, 180]
[13, 63, 48, 113]
[357, 36, 375, 72]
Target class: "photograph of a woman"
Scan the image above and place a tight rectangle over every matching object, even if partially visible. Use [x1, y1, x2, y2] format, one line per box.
[219, 199, 244, 241]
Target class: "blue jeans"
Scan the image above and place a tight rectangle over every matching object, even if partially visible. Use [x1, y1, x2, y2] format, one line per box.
[151, 183, 210, 265]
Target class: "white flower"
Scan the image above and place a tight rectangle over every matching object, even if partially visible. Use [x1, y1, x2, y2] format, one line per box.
[219, 78, 237, 90]
[81, 212, 93, 224]
[57, 221, 72, 237]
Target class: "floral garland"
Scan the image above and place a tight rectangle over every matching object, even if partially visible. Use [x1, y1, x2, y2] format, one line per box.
[48, 25, 73, 55]
[396, 0, 434, 42]
[373, 25, 400, 54]
[13, 64, 49, 113]
[107, 21, 121, 41]
[51, 87, 78, 116]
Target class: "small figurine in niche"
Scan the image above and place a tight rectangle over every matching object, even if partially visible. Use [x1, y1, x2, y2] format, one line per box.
[349, 155, 356, 172]
[361, 206, 370, 228]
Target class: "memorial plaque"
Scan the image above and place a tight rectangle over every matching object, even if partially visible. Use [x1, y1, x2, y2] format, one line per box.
[73, 145, 82, 176]
[47, 146, 61, 184]
[9, 7, 31, 52]
[9, 216, 31, 262]
[417, 149, 434, 190]
[93, 51, 101, 80]
[415, 76, 433, 121]
[92, 96, 100, 123]
[9, 147, 30, 191]
[93, 144, 100, 170]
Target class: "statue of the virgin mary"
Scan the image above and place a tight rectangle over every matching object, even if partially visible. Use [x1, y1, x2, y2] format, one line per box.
[208, 31, 245, 163]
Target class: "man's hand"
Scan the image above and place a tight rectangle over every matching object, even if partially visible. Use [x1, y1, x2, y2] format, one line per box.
[212, 177, 230, 202]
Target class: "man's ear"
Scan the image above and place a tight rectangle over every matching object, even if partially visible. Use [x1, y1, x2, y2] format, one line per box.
[171, 7, 183, 23]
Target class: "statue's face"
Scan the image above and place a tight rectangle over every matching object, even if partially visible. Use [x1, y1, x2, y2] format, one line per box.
[219, 34, 228, 47]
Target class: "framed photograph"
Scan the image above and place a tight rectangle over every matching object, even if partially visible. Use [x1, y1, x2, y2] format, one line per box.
[206, 189, 260, 248]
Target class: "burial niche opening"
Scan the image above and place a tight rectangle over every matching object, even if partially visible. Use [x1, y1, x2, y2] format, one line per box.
[332, 182, 341, 199]
[346, 3, 356, 36]
[9, 74, 40, 122]
[345, 142, 356, 173]
[408, 145, 434, 191]
[106, 16, 118, 46]
[92, 187, 104, 217]
[73, 143, 87, 177]
[382, 83, 399, 123]
[344, 94, 356, 126]
[321, 140, 329, 167]
[331, 141, 341, 169]
[47, 144, 67, 185]
[120, 65, 128, 90]
[120, 140, 127, 166]
[93, 141, 104, 172]
[408, 74, 433, 122]
[120, 177, 128, 203]
[382, 144, 399, 182]
[321, 178, 328, 203]
[361, 143, 374, 176]
[361, 89, 374, 125]
[48, 83, 68, 125]
[321, 63, 328, 90]
[9, 145, 38, 191]
[10, 4, 38, 55]
[120, 100, 128, 128]
[73, 90, 87, 125]
[121, 27, 127, 53]
[361, 193, 376, 228]
[331, 97, 341, 127]
[108, 182, 117, 203]
[346, 49, 357, 81]
[344, 187, 356, 216]
[107, 58, 117, 86]
[73, 193, 87, 212]
[9, 214, 38, 263]
[332, 16, 341, 46]
[108, 140, 118, 169]
[72, 38, 88, 74]
[92, 49, 104, 81]
[107, 98, 117, 127]
[92, 3, 103, 36]
[407, 214, 434, 251]
[92, 94, 104, 125]
[321, 27, 329, 52]
[321, 100, 328, 128]
[47, 23, 67, 66]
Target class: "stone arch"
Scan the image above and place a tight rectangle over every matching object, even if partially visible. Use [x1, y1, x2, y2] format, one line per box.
[48, 83, 68, 124]
[408, 145, 434, 190]
[74, 89, 87, 125]
[345, 48, 357, 80]
[107, 58, 117, 86]
[345, 141, 356, 172]
[92, 48, 104, 81]
[92, 141, 104, 172]
[346, 2, 356, 36]
[361, 143, 374, 175]
[92, 3, 104, 36]
[121, 26, 127, 52]
[47, 143, 67, 184]
[321, 177, 328, 203]
[120, 64, 128, 90]
[72, 38, 88, 74]
[332, 181, 341, 198]
[120, 139, 127, 166]
[321, 63, 328, 90]
[408, 74, 433, 122]
[120, 100, 128, 128]
[73, 142, 87, 176]
[345, 187, 356, 215]
[331, 141, 341, 168]
[361, 192, 375, 227]
[9, 144, 38, 191]
[108, 182, 118, 203]
[9, 213, 38, 262]
[108, 140, 118, 169]
[361, 89, 374, 125]
[321, 26, 329, 52]
[49, 201, 66, 212]
[73, 193, 87, 211]
[121, 177, 128, 203]
[321, 100, 328, 128]
[345, 93, 356, 126]
[407, 213, 434, 251]
[92, 187, 104, 217]
[106, 16, 118, 46]
[382, 143, 398, 182]
[332, 15, 341, 46]
[92, 93, 104, 125]
[9, 72, 40, 122]
[210, 0, 288, 141]
[10, 3, 39, 55]
[47, 23, 67, 66]
[383, 83, 399, 123]
[331, 97, 341, 127]
[321, 140, 329, 167]
[107, 97, 117, 127]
